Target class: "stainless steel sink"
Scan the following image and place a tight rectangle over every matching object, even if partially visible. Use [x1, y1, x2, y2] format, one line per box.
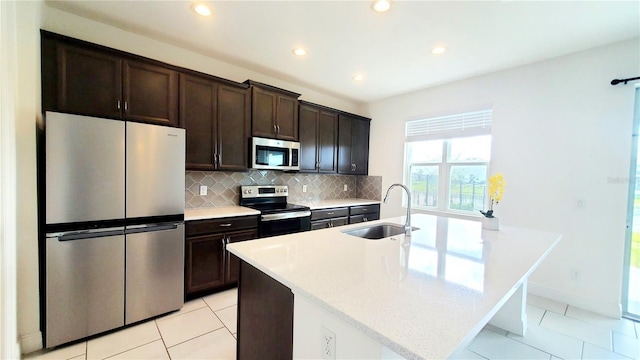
[342, 223, 419, 240]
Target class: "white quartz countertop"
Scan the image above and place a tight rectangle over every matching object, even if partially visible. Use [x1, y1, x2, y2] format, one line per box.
[184, 206, 260, 221]
[227, 214, 562, 359]
[292, 198, 380, 210]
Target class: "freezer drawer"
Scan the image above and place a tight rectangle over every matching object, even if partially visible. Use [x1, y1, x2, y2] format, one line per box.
[45, 111, 125, 224]
[125, 223, 184, 324]
[126, 122, 185, 218]
[45, 230, 125, 348]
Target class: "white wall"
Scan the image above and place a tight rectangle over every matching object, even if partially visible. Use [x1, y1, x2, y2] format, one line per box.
[16, 2, 365, 353]
[15, 0, 42, 354]
[367, 38, 640, 317]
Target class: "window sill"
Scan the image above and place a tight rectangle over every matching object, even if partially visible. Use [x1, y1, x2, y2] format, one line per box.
[407, 207, 484, 222]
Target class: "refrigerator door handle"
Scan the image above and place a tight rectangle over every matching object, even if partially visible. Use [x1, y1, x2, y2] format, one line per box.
[47, 227, 125, 241]
[125, 223, 180, 235]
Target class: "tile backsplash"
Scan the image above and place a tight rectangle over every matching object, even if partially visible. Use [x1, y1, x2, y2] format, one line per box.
[185, 170, 382, 208]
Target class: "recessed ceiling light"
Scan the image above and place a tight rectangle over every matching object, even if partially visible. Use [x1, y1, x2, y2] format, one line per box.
[292, 48, 306, 56]
[371, 0, 391, 13]
[192, 3, 211, 16]
[431, 46, 446, 55]
[353, 74, 364, 81]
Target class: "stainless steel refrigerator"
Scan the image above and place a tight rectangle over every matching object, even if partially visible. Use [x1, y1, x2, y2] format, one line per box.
[44, 111, 185, 348]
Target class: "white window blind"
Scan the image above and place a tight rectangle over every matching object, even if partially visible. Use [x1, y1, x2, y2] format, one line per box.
[406, 109, 493, 142]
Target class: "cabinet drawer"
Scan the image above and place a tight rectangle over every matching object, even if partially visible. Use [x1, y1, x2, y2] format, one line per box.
[186, 216, 259, 237]
[349, 213, 380, 224]
[310, 217, 348, 230]
[349, 204, 380, 216]
[310, 207, 348, 221]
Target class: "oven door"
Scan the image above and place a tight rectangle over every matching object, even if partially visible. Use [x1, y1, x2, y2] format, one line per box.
[260, 211, 311, 237]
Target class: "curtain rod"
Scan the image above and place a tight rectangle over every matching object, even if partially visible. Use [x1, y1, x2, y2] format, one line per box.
[611, 76, 640, 85]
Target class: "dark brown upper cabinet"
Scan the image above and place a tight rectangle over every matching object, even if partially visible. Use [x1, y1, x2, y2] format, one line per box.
[338, 113, 371, 175]
[299, 101, 338, 173]
[180, 74, 250, 171]
[43, 31, 179, 127]
[123, 60, 178, 126]
[245, 80, 300, 141]
[56, 43, 122, 119]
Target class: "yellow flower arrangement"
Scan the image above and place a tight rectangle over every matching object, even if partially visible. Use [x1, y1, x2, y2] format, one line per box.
[480, 173, 505, 218]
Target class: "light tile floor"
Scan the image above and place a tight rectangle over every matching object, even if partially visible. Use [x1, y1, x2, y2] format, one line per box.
[26, 290, 640, 360]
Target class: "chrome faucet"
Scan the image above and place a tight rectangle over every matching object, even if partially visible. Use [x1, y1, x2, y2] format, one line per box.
[383, 183, 412, 236]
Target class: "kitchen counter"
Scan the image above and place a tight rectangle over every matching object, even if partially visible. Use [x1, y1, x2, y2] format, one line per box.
[292, 198, 380, 210]
[184, 206, 259, 221]
[227, 214, 562, 359]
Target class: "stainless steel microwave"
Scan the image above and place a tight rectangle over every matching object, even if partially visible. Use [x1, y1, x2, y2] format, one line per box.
[251, 137, 300, 171]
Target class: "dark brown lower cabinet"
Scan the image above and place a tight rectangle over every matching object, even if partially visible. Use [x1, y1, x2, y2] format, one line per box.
[310, 204, 380, 230]
[349, 204, 381, 224]
[237, 261, 293, 360]
[185, 216, 258, 298]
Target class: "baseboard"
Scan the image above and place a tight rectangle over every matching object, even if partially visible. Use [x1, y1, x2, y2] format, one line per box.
[20, 330, 42, 355]
[528, 282, 622, 319]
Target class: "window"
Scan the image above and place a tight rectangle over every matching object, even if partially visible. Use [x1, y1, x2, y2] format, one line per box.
[405, 109, 492, 213]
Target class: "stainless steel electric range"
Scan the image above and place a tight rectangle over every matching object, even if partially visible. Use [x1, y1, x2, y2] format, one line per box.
[239, 185, 311, 237]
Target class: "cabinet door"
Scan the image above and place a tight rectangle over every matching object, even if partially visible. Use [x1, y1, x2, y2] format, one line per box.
[351, 118, 370, 175]
[338, 115, 354, 174]
[251, 87, 277, 138]
[180, 74, 216, 170]
[310, 220, 331, 231]
[217, 84, 250, 171]
[123, 60, 178, 127]
[298, 104, 319, 172]
[317, 110, 338, 173]
[329, 217, 349, 227]
[275, 94, 298, 141]
[56, 43, 122, 119]
[185, 233, 225, 295]
[224, 228, 259, 284]
[238, 261, 293, 360]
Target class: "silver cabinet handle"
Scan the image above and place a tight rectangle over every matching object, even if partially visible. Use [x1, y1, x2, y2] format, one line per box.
[124, 101, 128, 111]
[220, 223, 232, 227]
[117, 100, 121, 110]
[277, 125, 280, 133]
[273, 124, 277, 133]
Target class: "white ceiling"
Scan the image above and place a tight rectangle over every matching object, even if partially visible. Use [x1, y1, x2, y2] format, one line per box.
[46, 1, 639, 104]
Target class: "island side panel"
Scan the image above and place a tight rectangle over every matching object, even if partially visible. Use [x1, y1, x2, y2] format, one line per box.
[237, 260, 294, 360]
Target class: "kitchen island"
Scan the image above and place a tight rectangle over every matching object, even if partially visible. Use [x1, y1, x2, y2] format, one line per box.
[227, 214, 561, 359]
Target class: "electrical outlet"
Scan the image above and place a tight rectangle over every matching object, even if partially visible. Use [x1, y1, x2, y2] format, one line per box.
[321, 326, 336, 360]
[343, 184, 348, 192]
[303, 185, 307, 193]
[199, 185, 207, 196]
